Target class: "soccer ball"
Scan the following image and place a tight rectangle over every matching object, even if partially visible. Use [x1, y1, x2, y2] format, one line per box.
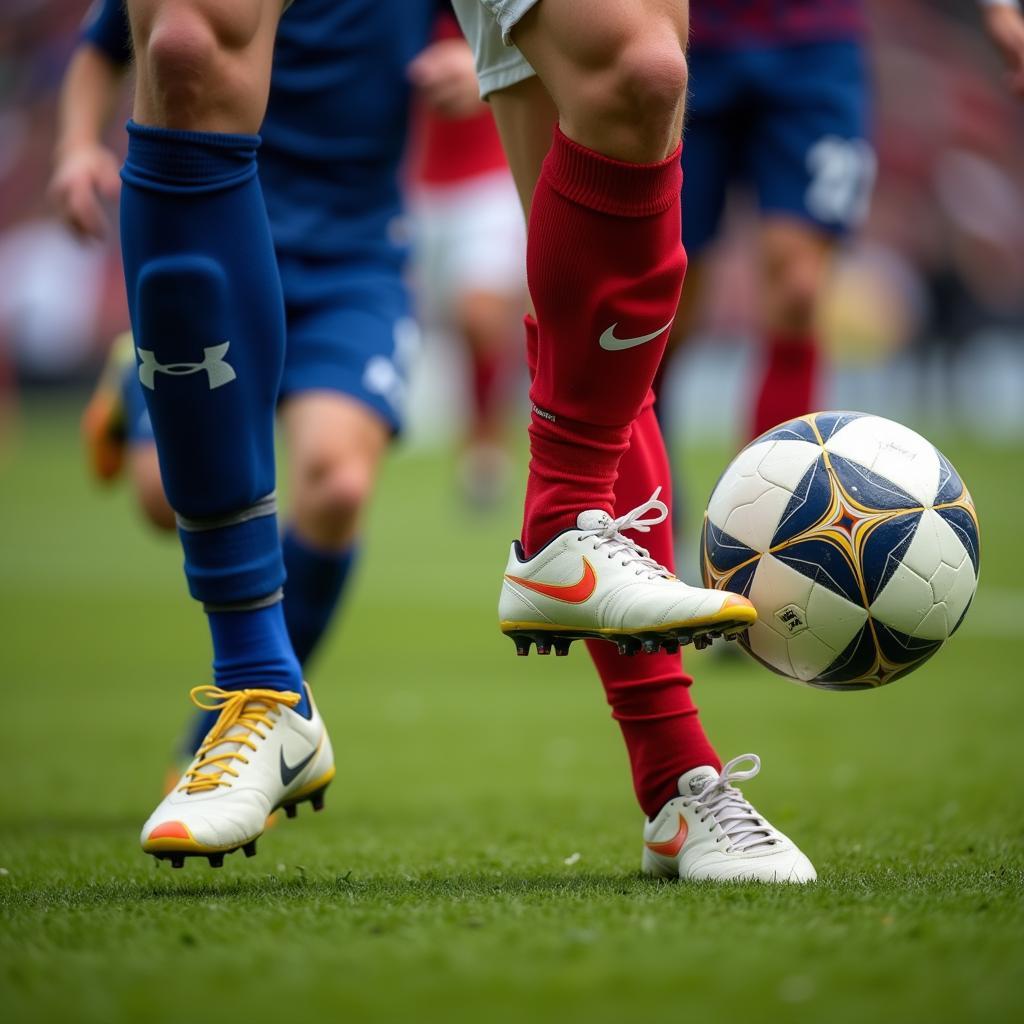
[700, 412, 980, 690]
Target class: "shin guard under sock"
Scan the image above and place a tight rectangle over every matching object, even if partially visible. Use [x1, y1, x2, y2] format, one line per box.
[120, 122, 302, 702]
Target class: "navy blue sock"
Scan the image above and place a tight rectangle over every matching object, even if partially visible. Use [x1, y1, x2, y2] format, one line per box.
[120, 121, 304, 709]
[282, 530, 358, 666]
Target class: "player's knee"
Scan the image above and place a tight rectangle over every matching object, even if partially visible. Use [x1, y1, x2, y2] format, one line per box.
[598, 40, 688, 148]
[142, 3, 259, 124]
[296, 453, 376, 548]
[144, 12, 223, 121]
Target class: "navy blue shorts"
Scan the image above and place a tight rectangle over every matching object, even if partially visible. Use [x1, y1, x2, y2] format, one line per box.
[682, 40, 875, 256]
[125, 253, 416, 445]
[276, 252, 417, 435]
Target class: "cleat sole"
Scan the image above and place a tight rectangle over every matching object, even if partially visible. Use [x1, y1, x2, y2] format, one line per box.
[500, 605, 755, 657]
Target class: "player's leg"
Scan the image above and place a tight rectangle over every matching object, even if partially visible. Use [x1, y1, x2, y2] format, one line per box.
[458, 3, 754, 652]
[522, 312, 813, 882]
[279, 394, 388, 665]
[747, 39, 875, 439]
[509, 0, 689, 554]
[122, 0, 332, 866]
[517, 310, 716, 811]
[471, 20, 811, 881]
[445, 173, 526, 507]
[275, 266, 412, 669]
[750, 218, 834, 437]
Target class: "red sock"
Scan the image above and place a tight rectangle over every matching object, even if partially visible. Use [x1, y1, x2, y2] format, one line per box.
[750, 331, 820, 439]
[522, 127, 687, 556]
[525, 316, 720, 818]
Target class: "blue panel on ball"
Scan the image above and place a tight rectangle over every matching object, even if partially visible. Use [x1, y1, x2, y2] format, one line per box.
[755, 417, 818, 445]
[724, 559, 759, 597]
[874, 622, 944, 668]
[771, 455, 833, 546]
[828, 454, 918, 511]
[775, 538, 863, 604]
[812, 410, 867, 442]
[936, 505, 980, 576]
[814, 624, 877, 686]
[860, 512, 922, 604]
[702, 519, 759, 573]
[933, 449, 965, 504]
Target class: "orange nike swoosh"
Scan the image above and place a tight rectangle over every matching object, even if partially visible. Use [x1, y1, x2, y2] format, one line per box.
[645, 814, 688, 857]
[505, 557, 597, 604]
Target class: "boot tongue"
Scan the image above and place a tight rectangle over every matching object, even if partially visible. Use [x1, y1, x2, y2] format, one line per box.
[678, 765, 720, 798]
[576, 509, 613, 531]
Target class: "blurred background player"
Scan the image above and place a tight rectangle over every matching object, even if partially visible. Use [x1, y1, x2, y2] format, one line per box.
[49, 0, 462, 865]
[665, 0, 876, 450]
[407, 15, 527, 511]
[660, 0, 1024, 448]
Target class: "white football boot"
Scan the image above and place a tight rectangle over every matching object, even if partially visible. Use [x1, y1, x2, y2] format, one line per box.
[141, 684, 334, 867]
[642, 754, 816, 884]
[499, 489, 756, 655]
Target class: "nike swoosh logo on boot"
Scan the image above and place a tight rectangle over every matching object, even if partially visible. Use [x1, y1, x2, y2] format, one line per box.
[645, 814, 688, 857]
[505, 558, 597, 604]
[598, 319, 674, 352]
[279, 747, 316, 786]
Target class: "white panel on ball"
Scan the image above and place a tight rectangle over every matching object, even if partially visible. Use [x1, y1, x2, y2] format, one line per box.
[746, 554, 867, 680]
[825, 416, 941, 507]
[706, 439, 821, 552]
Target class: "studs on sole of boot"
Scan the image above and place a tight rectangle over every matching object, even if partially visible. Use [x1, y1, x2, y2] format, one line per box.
[642, 639, 659, 654]
[535, 640, 551, 656]
[311, 790, 325, 812]
[617, 638, 640, 656]
[693, 635, 712, 651]
[513, 636, 531, 656]
[284, 804, 298, 819]
[553, 638, 571, 657]
[662, 639, 680, 655]
[243, 840, 257, 858]
[170, 854, 185, 869]
[208, 853, 224, 868]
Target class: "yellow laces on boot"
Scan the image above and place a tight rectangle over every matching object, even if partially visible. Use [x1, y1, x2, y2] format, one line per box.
[180, 685, 302, 794]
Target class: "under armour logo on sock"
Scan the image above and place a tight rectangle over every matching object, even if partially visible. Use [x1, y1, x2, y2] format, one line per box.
[138, 342, 237, 390]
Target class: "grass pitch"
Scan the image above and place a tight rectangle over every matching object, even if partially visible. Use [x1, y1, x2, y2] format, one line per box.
[2, 401, 1023, 1023]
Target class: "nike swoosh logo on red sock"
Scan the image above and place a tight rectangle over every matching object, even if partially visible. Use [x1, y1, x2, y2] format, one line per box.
[598, 319, 674, 352]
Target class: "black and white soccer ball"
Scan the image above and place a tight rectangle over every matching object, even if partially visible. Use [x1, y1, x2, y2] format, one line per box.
[700, 412, 980, 690]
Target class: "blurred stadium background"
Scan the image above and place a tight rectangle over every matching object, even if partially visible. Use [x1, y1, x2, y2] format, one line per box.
[2, 2, 1023, 1023]
[3, 0, 1024, 441]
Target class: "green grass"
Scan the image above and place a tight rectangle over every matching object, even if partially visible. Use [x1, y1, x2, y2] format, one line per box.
[2, 401, 1023, 1023]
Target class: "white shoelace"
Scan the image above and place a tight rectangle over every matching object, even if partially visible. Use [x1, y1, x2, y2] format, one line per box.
[578, 488, 673, 580]
[685, 754, 779, 853]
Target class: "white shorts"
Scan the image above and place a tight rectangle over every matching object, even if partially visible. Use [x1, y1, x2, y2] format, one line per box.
[450, 0, 539, 98]
[411, 169, 527, 323]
